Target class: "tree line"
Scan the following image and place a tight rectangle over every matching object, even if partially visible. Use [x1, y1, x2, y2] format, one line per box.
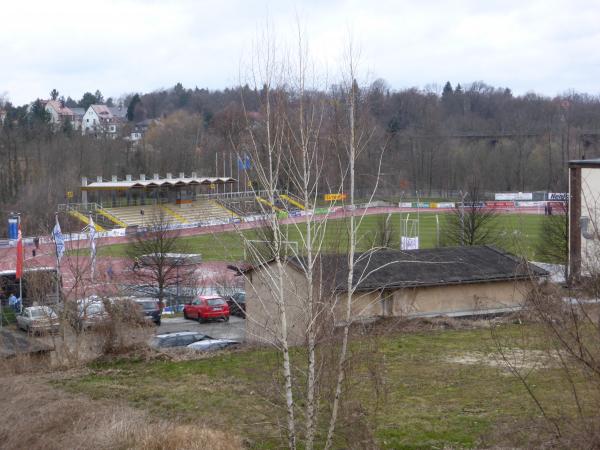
[1, 80, 600, 233]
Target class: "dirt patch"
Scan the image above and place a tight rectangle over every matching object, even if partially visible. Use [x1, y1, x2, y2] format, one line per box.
[446, 349, 562, 371]
[0, 372, 243, 450]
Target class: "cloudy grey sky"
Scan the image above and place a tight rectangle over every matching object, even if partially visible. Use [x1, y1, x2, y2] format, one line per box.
[2, 0, 599, 105]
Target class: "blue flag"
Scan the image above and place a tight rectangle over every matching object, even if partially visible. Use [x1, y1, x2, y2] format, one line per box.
[237, 156, 251, 170]
[53, 218, 65, 260]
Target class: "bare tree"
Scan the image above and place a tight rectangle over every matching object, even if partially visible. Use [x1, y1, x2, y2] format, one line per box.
[442, 182, 498, 246]
[125, 211, 195, 310]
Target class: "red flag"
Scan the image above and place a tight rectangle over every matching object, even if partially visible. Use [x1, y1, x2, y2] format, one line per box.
[16, 223, 23, 280]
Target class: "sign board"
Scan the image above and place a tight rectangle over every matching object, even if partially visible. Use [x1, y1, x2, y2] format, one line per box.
[436, 202, 455, 208]
[324, 193, 347, 202]
[399, 202, 413, 208]
[486, 201, 514, 208]
[495, 192, 533, 201]
[515, 201, 545, 207]
[548, 193, 568, 201]
[401, 236, 419, 250]
[66, 191, 74, 199]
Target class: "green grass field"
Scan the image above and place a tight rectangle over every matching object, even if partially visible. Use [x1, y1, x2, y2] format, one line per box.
[58, 323, 589, 448]
[97, 212, 554, 263]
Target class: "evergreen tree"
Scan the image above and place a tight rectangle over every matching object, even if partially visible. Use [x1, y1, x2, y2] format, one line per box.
[50, 89, 59, 100]
[79, 92, 98, 110]
[127, 94, 141, 121]
[94, 90, 104, 104]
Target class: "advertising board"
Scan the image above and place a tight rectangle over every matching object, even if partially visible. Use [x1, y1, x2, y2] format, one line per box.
[495, 192, 533, 201]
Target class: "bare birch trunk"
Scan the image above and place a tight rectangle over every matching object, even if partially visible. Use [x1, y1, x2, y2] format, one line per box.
[324, 68, 358, 450]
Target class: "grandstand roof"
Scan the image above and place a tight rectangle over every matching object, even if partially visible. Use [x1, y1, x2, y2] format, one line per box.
[83, 176, 236, 190]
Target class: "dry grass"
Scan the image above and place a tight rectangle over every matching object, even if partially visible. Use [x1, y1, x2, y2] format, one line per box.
[0, 373, 243, 450]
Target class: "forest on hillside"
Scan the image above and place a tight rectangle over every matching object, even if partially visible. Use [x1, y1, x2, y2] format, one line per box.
[1, 80, 600, 233]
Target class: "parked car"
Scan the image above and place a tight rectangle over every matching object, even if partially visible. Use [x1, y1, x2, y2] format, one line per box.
[78, 300, 108, 329]
[16, 306, 60, 334]
[226, 292, 246, 318]
[134, 298, 162, 326]
[186, 338, 239, 352]
[183, 296, 229, 322]
[150, 331, 212, 349]
[150, 331, 239, 351]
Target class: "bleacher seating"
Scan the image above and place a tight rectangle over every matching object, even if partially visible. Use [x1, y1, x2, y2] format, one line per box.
[102, 199, 236, 227]
[103, 205, 173, 227]
[166, 199, 236, 224]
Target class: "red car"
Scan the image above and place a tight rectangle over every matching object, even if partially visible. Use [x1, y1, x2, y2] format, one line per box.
[183, 295, 230, 322]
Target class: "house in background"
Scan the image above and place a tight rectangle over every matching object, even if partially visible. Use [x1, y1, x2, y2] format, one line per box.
[45, 100, 77, 130]
[82, 104, 127, 137]
[70, 107, 86, 130]
[244, 246, 547, 346]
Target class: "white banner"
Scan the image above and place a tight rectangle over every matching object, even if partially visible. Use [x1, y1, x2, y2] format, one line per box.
[495, 192, 533, 201]
[515, 201, 545, 207]
[548, 193, 568, 201]
[436, 202, 455, 208]
[401, 236, 419, 250]
[399, 202, 413, 208]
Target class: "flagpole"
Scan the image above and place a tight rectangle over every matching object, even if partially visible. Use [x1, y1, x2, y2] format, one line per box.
[55, 213, 60, 303]
[18, 214, 22, 306]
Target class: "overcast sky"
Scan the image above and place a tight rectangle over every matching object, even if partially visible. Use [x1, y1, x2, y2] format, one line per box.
[2, 0, 599, 105]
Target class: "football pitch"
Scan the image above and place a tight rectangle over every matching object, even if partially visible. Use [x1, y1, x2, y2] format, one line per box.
[98, 212, 553, 262]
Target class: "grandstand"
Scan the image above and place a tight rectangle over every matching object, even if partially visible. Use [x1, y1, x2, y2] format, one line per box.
[58, 173, 305, 230]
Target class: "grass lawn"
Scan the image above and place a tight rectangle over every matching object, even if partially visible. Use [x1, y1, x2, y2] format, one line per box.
[96, 212, 553, 263]
[57, 323, 587, 448]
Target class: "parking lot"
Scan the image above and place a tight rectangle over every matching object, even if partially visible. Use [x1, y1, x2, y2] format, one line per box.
[157, 315, 245, 341]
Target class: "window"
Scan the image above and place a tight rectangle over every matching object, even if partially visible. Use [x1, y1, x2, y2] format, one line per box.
[207, 298, 225, 306]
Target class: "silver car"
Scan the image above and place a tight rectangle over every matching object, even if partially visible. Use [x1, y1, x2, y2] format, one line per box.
[16, 306, 60, 334]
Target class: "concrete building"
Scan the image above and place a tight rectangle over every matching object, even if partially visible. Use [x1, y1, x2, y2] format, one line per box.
[568, 158, 600, 280]
[244, 246, 547, 346]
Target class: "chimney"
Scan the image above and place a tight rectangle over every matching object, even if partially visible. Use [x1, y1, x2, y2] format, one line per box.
[140, 174, 146, 181]
[97, 176, 103, 183]
[81, 177, 88, 187]
[111, 175, 117, 182]
[153, 173, 159, 180]
[125, 174, 132, 181]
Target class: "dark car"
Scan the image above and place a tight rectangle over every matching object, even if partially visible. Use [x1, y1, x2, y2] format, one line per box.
[135, 298, 162, 326]
[150, 331, 238, 351]
[150, 331, 211, 349]
[226, 292, 246, 318]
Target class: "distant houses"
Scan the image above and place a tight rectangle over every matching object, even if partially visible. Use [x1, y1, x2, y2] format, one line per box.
[22, 99, 157, 141]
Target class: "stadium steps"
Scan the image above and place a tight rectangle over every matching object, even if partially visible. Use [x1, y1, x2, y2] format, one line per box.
[68, 210, 106, 232]
[160, 204, 189, 224]
[166, 199, 235, 223]
[96, 207, 127, 228]
[103, 205, 175, 227]
[210, 200, 239, 218]
[279, 194, 305, 210]
[256, 196, 282, 212]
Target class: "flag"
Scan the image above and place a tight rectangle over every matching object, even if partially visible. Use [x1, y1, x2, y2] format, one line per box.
[15, 222, 23, 280]
[53, 217, 65, 261]
[237, 155, 251, 170]
[88, 215, 97, 280]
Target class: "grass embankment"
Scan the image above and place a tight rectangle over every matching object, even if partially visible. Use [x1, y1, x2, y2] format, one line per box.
[57, 323, 587, 448]
[96, 213, 549, 262]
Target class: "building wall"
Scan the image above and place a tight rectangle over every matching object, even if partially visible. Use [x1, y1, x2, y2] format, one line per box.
[392, 280, 530, 317]
[245, 263, 312, 346]
[246, 263, 534, 346]
[578, 167, 600, 272]
[82, 108, 99, 132]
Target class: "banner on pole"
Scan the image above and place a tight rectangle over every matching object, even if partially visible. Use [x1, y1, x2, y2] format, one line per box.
[401, 236, 419, 250]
